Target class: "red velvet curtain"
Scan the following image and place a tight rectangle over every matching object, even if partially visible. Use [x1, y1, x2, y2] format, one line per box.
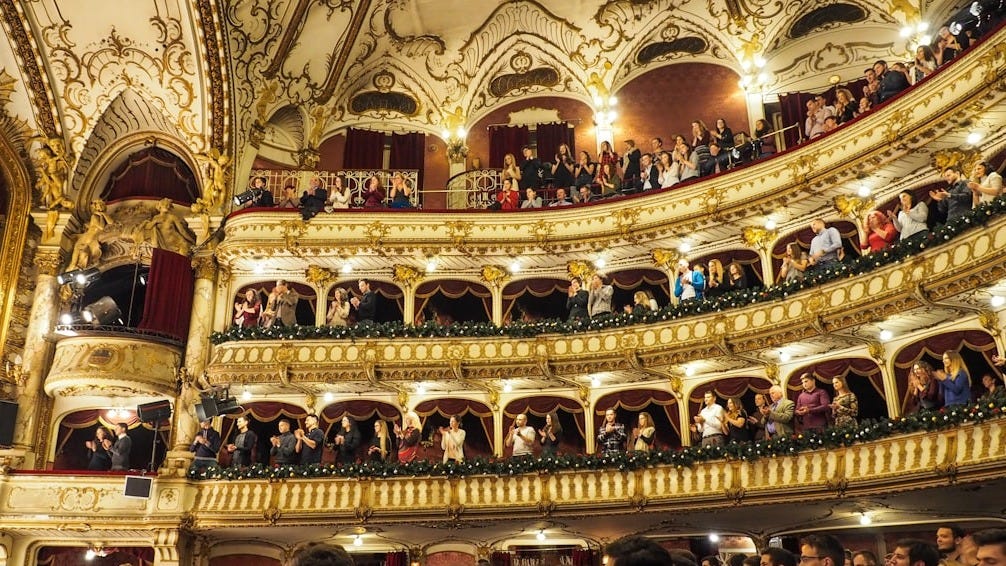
[102, 147, 199, 204]
[788, 358, 885, 399]
[503, 396, 585, 452]
[137, 248, 193, 340]
[778, 91, 815, 148]
[321, 400, 401, 425]
[386, 551, 409, 566]
[389, 132, 425, 190]
[343, 128, 385, 169]
[893, 330, 998, 411]
[535, 122, 573, 164]
[210, 556, 281, 566]
[489, 125, 530, 168]
[688, 377, 774, 416]
[501, 279, 567, 322]
[414, 398, 494, 452]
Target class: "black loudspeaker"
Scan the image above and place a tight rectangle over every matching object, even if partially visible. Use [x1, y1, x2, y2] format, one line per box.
[195, 397, 219, 421]
[137, 400, 172, 422]
[0, 400, 18, 446]
[123, 475, 153, 499]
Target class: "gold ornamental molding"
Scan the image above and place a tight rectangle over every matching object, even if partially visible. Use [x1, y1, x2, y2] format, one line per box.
[45, 337, 183, 397]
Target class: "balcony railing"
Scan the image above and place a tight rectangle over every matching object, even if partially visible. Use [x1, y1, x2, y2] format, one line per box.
[248, 169, 421, 208]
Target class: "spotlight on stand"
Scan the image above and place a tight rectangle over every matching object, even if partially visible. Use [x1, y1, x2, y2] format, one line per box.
[233, 188, 262, 207]
[56, 267, 101, 287]
[82, 296, 122, 326]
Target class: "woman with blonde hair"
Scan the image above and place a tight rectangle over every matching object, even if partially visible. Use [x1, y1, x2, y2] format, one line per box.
[367, 420, 396, 462]
[834, 88, 857, 124]
[624, 290, 652, 314]
[326, 288, 350, 326]
[830, 375, 859, 427]
[632, 411, 656, 452]
[395, 411, 422, 462]
[502, 153, 521, 185]
[706, 259, 726, 297]
[439, 415, 466, 463]
[935, 350, 972, 407]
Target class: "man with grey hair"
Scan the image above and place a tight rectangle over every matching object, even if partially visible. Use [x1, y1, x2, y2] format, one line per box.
[762, 385, 795, 439]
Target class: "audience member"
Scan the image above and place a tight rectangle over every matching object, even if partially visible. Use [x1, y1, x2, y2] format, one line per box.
[270, 419, 297, 465]
[754, 119, 776, 156]
[761, 547, 798, 566]
[808, 219, 843, 268]
[674, 259, 704, 301]
[981, 373, 1001, 397]
[969, 160, 1003, 205]
[109, 422, 133, 470]
[800, 534, 846, 566]
[890, 539, 939, 566]
[938, 525, 966, 562]
[551, 143, 575, 189]
[327, 174, 351, 210]
[863, 67, 880, 106]
[936, 26, 965, 64]
[246, 176, 274, 207]
[711, 118, 734, 148]
[598, 162, 622, 196]
[725, 262, 748, 291]
[914, 45, 939, 83]
[622, 140, 641, 185]
[605, 535, 674, 566]
[574, 150, 596, 190]
[796, 373, 831, 432]
[835, 88, 857, 123]
[291, 543, 355, 566]
[300, 176, 328, 220]
[705, 259, 726, 297]
[906, 360, 942, 412]
[566, 277, 589, 320]
[277, 184, 300, 208]
[588, 273, 614, 318]
[506, 413, 536, 457]
[931, 166, 973, 223]
[296, 414, 326, 465]
[518, 146, 541, 191]
[538, 411, 562, 455]
[725, 396, 750, 442]
[362, 175, 385, 208]
[496, 177, 519, 210]
[226, 415, 258, 468]
[85, 427, 113, 471]
[326, 288, 351, 326]
[852, 550, 878, 566]
[501, 152, 521, 187]
[233, 289, 261, 328]
[822, 115, 839, 134]
[368, 420, 397, 462]
[522, 187, 543, 208]
[597, 408, 627, 456]
[973, 529, 1006, 566]
[388, 172, 413, 209]
[351, 279, 377, 323]
[830, 375, 859, 427]
[332, 416, 359, 465]
[747, 393, 769, 440]
[658, 151, 678, 188]
[439, 415, 465, 463]
[705, 141, 730, 175]
[639, 153, 659, 191]
[625, 290, 652, 314]
[549, 187, 573, 206]
[860, 210, 898, 253]
[764, 385, 795, 439]
[889, 190, 929, 243]
[189, 418, 222, 470]
[395, 411, 422, 463]
[692, 391, 727, 446]
[575, 185, 594, 204]
[876, 59, 911, 102]
[271, 279, 299, 327]
[675, 141, 700, 181]
[632, 411, 656, 453]
[934, 351, 972, 407]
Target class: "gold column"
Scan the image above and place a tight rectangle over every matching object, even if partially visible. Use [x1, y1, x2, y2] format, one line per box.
[393, 265, 423, 325]
[741, 226, 778, 286]
[480, 265, 510, 326]
[164, 254, 217, 469]
[6, 247, 63, 467]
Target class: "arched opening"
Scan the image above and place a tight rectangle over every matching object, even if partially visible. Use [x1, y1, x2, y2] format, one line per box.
[503, 395, 585, 454]
[893, 329, 1000, 412]
[414, 398, 494, 459]
[102, 147, 199, 204]
[415, 280, 492, 324]
[320, 400, 402, 463]
[595, 389, 681, 451]
[688, 376, 774, 442]
[220, 402, 308, 466]
[53, 409, 167, 471]
[786, 358, 887, 422]
[502, 278, 568, 322]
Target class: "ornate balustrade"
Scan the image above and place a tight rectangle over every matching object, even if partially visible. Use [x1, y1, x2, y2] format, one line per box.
[1, 417, 1001, 530]
[445, 168, 504, 209]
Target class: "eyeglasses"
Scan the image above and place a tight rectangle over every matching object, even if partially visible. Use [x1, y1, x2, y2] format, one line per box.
[800, 557, 823, 563]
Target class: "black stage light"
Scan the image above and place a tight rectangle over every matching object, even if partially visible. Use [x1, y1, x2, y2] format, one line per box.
[233, 189, 259, 206]
[82, 296, 122, 326]
[56, 267, 100, 286]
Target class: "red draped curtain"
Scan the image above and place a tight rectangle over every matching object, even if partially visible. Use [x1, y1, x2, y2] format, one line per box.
[688, 377, 774, 417]
[414, 280, 492, 324]
[386, 551, 409, 566]
[102, 147, 199, 204]
[596, 389, 680, 449]
[787, 358, 884, 398]
[389, 132, 425, 191]
[137, 248, 193, 340]
[893, 330, 999, 411]
[414, 398, 494, 455]
[778, 91, 815, 147]
[503, 396, 585, 453]
[501, 279, 568, 323]
[343, 128, 385, 169]
[37, 547, 154, 566]
[319, 400, 401, 439]
[489, 125, 530, 168]
[535, 122, 573, 166]
[344, 279, 405, 324]
[54, 409, 166, 470]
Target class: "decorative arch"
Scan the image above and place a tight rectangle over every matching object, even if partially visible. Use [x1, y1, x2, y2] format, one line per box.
[687, 376, 774, 417]
[595, 388, 681, 450]
[219, 402, 309, 467]
[101, 146, 199, 204]
[414, 279, 492, 324]
[502, 277, 568, 322]
[414, 397, 494, 457]
[770, 219, 860, 280]
[687, 249, 763, 287]
[0, 131, 33, 356]
[51, 408, 167, 471]
[319, 399, 402, 462]
[786, 357, 888, 421]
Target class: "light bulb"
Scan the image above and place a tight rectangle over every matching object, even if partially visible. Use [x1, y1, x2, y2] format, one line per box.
[860, 513, 872, 525]
[353, 535, 363, 547]
[991, 295, 1006, 308]
[591, 376, 601, 387]
[503, 381, 513, 393]
[241, 388, 252, 401]
[509, 260, 521, 273]
[858, 185, 871, 197]
[780, 351, 792, 363]
[594, 258, 607, 269]
[879, 329, 893, 341]
[323, 391, 335, 403]
[678, 242, 692, 253]
[967, 131, 983, 145]
[340, 263, 353, 274]
[685, 366, 696, 377]
[764, 219, 777, 230]
[709, 533, 720, 543]
[425, 259, 437, 273]
[537, 530, 546, 541]
[85, 549, 96, 560]
[416, 384, 426, 395]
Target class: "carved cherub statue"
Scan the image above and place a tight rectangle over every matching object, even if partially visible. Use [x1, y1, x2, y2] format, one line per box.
[33, 137, 73, 211]
[140, 198, 196, 256]
[67, 199, 111, 270]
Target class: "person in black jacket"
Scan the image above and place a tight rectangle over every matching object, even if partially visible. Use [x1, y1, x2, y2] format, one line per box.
[875, 60, 910, 103]
[296, 414, 326, 465]
[85, 427, 113, 471]
[270, 419, 297, 465]
[189, 419, 222, 470]
[109, 422, 132, 471]
[566, 277, 589, 320]
[333, 416, 360, 465]
[930, 165, 973, 224]
[300, 176, 328, 220]
[518, 146, 542, 191]
[351, 279, 377, 323]
[226, 415, 258, 467]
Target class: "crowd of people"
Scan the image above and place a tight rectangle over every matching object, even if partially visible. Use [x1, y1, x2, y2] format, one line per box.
[239, 172, 416, 218]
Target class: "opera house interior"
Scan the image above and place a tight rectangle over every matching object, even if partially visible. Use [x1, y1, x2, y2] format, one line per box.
[3, 0, 1006, 564]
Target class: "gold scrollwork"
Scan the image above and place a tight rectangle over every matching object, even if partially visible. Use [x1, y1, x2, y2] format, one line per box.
[280, 219, 308, 249]
[480, 265, 510, 289]
[833, 195, 875, 219]
[306, 265, 336, 287]
[741, 226, 778, 251]
[393, 264, 423, 289]
[931, 148, 982, 175]
[651, 248, 683, 270]
[566, 260, 594, 282]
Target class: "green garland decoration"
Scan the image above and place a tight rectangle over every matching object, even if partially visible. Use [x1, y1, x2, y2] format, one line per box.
[211, 196, 1006, 345]
[188, 393, 1006, 481]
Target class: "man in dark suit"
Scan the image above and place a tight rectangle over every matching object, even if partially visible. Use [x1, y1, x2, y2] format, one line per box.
[351, 279, 377, 323]
[637, 153, 659, 191]
[300, 176, 328, 220]
[109, 422, 132, 471]
[875, 59, 910, 103]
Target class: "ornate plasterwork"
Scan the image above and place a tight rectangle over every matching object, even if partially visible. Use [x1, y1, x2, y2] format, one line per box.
[44, 337, 182, 397]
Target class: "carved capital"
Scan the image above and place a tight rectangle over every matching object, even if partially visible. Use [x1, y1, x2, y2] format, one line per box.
[833, 195, 874, 219]
[566, 260, 594, 282]
[393, 264, 423, 289]
[191, 255, 217, 280]
[741, 226, 778, 251]
[35, 248, 63, 276]
[306, 265, 336, 287]
[480, 264, 509, 289]
[651, 248, 682, 271]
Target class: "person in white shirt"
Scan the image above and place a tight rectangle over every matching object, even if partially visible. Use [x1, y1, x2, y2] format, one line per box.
[969, 160, 1003, 205]
[692, 391, 727, 446]
[505, 413, 536, 457]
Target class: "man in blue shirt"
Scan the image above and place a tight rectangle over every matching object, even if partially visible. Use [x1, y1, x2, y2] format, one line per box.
[808, 219, 843, 269]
